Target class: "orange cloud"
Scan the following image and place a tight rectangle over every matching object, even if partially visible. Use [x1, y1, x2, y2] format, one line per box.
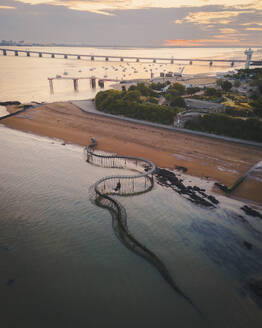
[0, 5, 16, 9]
[163, 38, 261, 47]
[246, 27, 262, 31]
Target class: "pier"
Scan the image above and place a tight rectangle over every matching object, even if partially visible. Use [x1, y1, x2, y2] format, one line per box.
[1, 47, 258, 68]
[48, 76, 120, 93]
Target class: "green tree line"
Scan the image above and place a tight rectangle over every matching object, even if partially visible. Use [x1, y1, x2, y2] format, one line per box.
[185, 114, 262, 142]
[95, 86, 176, 125]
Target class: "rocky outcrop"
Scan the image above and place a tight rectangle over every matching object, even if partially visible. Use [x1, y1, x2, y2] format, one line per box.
[241, 205, 262, 219]
[155, 168, 219, 207]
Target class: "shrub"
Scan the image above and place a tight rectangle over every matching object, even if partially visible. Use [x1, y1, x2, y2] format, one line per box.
[185, 114, 262, 142]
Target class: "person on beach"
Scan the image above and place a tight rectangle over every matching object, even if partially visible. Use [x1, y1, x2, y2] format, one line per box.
[114, 181, 121, 191]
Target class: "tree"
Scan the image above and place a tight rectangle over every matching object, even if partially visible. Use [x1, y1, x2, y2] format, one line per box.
[221, 80, 232, 92]
[234, 80, 241, 88]
[204, 88, 221, 97]
[170, 83, 186, 95]
[186, 87, 201, 95]
[216, 79, 223, 87]
[170, 97, 185, 107]
[123, 90, 141, 102]
[252, 95, 262, 117]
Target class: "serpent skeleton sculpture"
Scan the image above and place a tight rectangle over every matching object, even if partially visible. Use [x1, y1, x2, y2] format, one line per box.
[85, 137, 200, 313]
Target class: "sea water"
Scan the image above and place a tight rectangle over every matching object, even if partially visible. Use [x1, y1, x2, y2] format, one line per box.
[0, 46, 261, 103]
[0, 125, 262, 327]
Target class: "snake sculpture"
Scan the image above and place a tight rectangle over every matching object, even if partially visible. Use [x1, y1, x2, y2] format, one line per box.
[85, 137, 200, 313]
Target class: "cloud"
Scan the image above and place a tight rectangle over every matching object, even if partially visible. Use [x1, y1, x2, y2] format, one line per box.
[164, 37, 261, 47]
[14, 1, 262, 14]
[1, 1, 262, 46]
[241, 22, 262, 26]
[246, 27, 262, 31]
[219, 28, 237, 34]
[164, 39, 241, 47]
[174, 10, 250, 25]
[0, 5, 16, 9]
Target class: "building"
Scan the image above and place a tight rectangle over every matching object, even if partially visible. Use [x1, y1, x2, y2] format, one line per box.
[185, 99, 225, 113]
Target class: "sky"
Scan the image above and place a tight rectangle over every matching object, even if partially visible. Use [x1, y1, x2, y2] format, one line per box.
[0, 0, 262, 46]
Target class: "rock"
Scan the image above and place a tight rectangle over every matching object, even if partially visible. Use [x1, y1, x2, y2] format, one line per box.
[0, 101, 21, 106]
[249, 278, 262, 297]
[241, 205, 262, 219]
[243, 241, 253, 250]
[214, 182, 228, 192]
[174, 165, 188, 172]
[207, 195, 219, 205]
[6, 279, 15, 286]
[154, 168, 215, 208]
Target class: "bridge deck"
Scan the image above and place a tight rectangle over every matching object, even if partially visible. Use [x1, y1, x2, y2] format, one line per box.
[0, 48, 249, 63]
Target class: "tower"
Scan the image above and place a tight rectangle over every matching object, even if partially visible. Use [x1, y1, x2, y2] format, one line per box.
[244, 48, 253, 69]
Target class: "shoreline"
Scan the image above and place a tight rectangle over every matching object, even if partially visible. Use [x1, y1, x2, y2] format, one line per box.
[2, 100, 262, 206]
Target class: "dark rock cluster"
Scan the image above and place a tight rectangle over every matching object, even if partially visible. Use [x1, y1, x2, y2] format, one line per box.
[241, 205, 262, 219]
[243, 240, 253, 250]
[0, 101, 21, 106]
[174, 165, 188, 173]
[154, 168, 219, 207]
[248, 278, 262, 297]
[214, 182, 229, 192]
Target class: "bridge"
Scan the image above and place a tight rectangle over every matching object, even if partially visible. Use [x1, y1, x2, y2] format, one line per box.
[0, 47, 255, 67]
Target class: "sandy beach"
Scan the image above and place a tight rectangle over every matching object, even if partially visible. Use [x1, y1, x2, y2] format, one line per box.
[2, 101, 262, 205]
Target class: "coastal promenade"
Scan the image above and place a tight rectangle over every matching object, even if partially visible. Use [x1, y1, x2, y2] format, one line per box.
[72, 100, 262, 149]
[2, 101, 262, 203]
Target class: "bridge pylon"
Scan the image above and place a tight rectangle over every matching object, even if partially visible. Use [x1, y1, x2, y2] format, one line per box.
[244, 48, 253, 69]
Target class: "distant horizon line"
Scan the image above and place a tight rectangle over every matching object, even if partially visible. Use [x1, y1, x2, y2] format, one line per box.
[1, 43, 262, 49]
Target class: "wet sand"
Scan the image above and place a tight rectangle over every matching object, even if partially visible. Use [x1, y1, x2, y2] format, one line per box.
[3, 101, 262, 205]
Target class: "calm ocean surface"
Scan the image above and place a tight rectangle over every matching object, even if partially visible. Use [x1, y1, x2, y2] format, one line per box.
[0, 46, 261, 103]
[1, 125, 262, 327]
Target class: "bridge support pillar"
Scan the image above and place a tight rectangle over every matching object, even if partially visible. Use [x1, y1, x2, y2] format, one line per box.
[73, 79, 79, 92]
[48, 78, 54, 94]
[64, 54, 68, 59]
[98, 80, 104, 88]
[153, 59, 156, 63]
[3, 49, 7, 56]
[39, 52, 42, 58]
[189, 60, 193, 65]
[51, 54, 55, 58]
[15, 51, 18, 56]
[136, 58, 139, 62]
[27, 51, 30, 57]
[171, 59, 174, 64]
[105, 57, 109, 61]
[90, 77, 96, 88]
[121, 58, 124, 62]
[77, 55, 81, 60]
[209, 61, 213, 66]
[91, 56, 94, 61]
[231, 61, 234, 67]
